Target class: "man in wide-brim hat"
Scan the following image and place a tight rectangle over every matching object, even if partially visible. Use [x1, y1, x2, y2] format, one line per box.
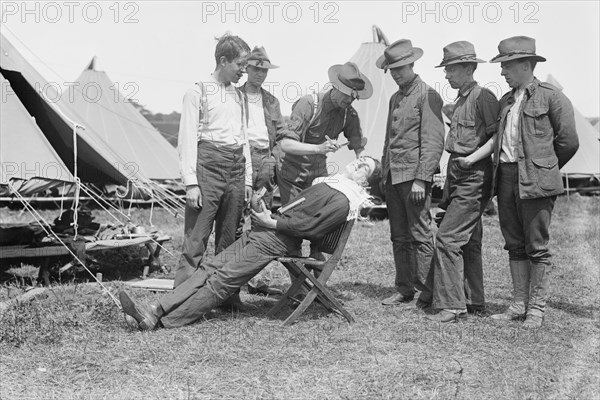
[455, 35, 579, 328]
[376, 39, 445, 310]
[238, 46, 286, 297]
[273, 61, 372, 206]
[426, 41, 500, 323]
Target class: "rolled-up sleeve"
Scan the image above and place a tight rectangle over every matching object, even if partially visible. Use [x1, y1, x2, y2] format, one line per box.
[415, 89, 445, 181]
[343, 107, 364, 151]
[281, 96, 313, 142]
[178, 87, 201, 186]
[477, 88, 500, 139]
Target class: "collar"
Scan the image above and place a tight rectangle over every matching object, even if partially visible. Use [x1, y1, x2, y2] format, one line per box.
[458, 81, 478, 98]
[398, 74, 421, 96]
[322, 90, 339, 113]
[509, 77, 539, 100]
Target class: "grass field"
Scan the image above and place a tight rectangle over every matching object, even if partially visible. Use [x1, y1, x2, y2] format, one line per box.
[0, 195, 598, 399]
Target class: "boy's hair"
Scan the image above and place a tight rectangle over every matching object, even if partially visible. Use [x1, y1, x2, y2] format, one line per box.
[214, 34, 250, 64]
[365, 156, 382, 181]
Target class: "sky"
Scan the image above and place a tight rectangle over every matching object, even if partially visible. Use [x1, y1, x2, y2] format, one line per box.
[2, 1, 599, 117]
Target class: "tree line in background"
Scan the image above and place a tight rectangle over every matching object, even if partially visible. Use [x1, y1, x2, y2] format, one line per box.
[131, 102, 600, 149]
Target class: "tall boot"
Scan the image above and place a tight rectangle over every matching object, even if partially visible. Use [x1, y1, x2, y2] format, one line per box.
[491, 260, 530, 321]
[523, 263, 549, 328]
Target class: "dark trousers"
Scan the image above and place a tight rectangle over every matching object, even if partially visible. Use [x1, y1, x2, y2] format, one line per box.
[497, 163, 555, 265]
[385, 176, 434, 299]
[160, 229, 301, 328]
[432, 156, 492, 310]
[174, 142, 246, 288]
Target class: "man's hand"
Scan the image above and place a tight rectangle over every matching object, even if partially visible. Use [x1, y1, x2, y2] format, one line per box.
[455, 156, 473, 169]
[251, 201, 277, 229]
[410, 179, 426, 206]
[316, 135, 341, 155]
[186, 185, 202, 210]
[245, 185, 253, 203]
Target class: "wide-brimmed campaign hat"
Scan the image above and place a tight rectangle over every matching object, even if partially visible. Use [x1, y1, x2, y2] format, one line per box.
[435, 41, 486, 68]
[328, 62, 373, 100]
[490, 36, 546, 63]
[247, 46, 279, 69]
[376, 39, 423, 70]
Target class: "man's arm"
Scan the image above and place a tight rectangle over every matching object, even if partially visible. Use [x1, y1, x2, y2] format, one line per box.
[411, 88, 445, 205]
[177, 87, 202, 209]
[278, 96, 338, 155]
[548, 90, 579, 168]
[414, 88, 445, 182]
[342, 107, 366, 155]
[456, 89, 500, 167]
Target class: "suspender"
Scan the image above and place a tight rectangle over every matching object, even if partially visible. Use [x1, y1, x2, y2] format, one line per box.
[195, 81, 249, 143]
[303, 91, 347, 143]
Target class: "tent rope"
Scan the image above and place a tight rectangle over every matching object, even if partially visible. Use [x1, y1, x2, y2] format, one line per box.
[7, 183, 122, 309]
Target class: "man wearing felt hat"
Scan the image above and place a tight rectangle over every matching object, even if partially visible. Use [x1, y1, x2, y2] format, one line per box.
[456, 36, 579, 328]
[425, 41, 500, 323]
[238, 46, 288, 296]
[377, 39, 445, 309]
[274, 61, 373, 206]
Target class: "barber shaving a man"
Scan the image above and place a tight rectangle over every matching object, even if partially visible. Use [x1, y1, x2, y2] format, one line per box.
[119, 157, 382, 330]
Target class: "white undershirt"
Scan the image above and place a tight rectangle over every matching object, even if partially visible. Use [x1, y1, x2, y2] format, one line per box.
[500, 88, 525, 163]
[246, 91, 270, 149]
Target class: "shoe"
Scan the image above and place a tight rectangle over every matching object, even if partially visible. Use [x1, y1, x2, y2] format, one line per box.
[248, 284, 284, 296]
[466, 304, 485, 314]
[426, 309, 467, 323]
[381, 293, 414, 306]
[123, 314, 139, 330]
[219, 293, 258, 312]
[523, 314, 543, 329]
[119, 290, 160, 331]
[491, 304, 526, 322]
[139, 303, 162, 331]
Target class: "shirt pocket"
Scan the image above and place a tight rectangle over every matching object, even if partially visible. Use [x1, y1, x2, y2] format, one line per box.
[456, 119, 477, 149]
[523, 106, 551, 137]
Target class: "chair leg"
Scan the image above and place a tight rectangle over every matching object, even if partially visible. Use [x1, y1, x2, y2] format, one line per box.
[284, 263, 355, 325]
[266, 263, 306, 318]
[282, 290, 319, 326]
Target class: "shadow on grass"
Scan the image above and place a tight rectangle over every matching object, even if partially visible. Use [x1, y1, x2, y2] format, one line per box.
[211, 295, 331, 324]
[547, 299, 597, 319]
[331, 281, 391, 300]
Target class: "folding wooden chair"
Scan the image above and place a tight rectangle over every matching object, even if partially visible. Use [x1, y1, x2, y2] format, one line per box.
[266, 219, 356, 326]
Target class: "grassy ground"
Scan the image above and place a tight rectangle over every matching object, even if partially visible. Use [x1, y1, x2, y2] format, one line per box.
[0, 196, 598, 399]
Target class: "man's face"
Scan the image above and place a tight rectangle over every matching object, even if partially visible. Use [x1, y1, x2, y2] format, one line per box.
[390, 64, 414, 87]
[500, 59, 528, 89]
[345, 156, 376, 184]
[246, 65, 268, 87]
[444, 64, 471, 89]
[330, 88, 355, 109]
[221, 52, 248, 84]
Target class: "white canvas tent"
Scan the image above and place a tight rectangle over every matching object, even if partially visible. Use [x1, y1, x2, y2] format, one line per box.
[0, 33, 133, 186]
[1, 75, 75, 196]
[63, 58, 180, 182]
